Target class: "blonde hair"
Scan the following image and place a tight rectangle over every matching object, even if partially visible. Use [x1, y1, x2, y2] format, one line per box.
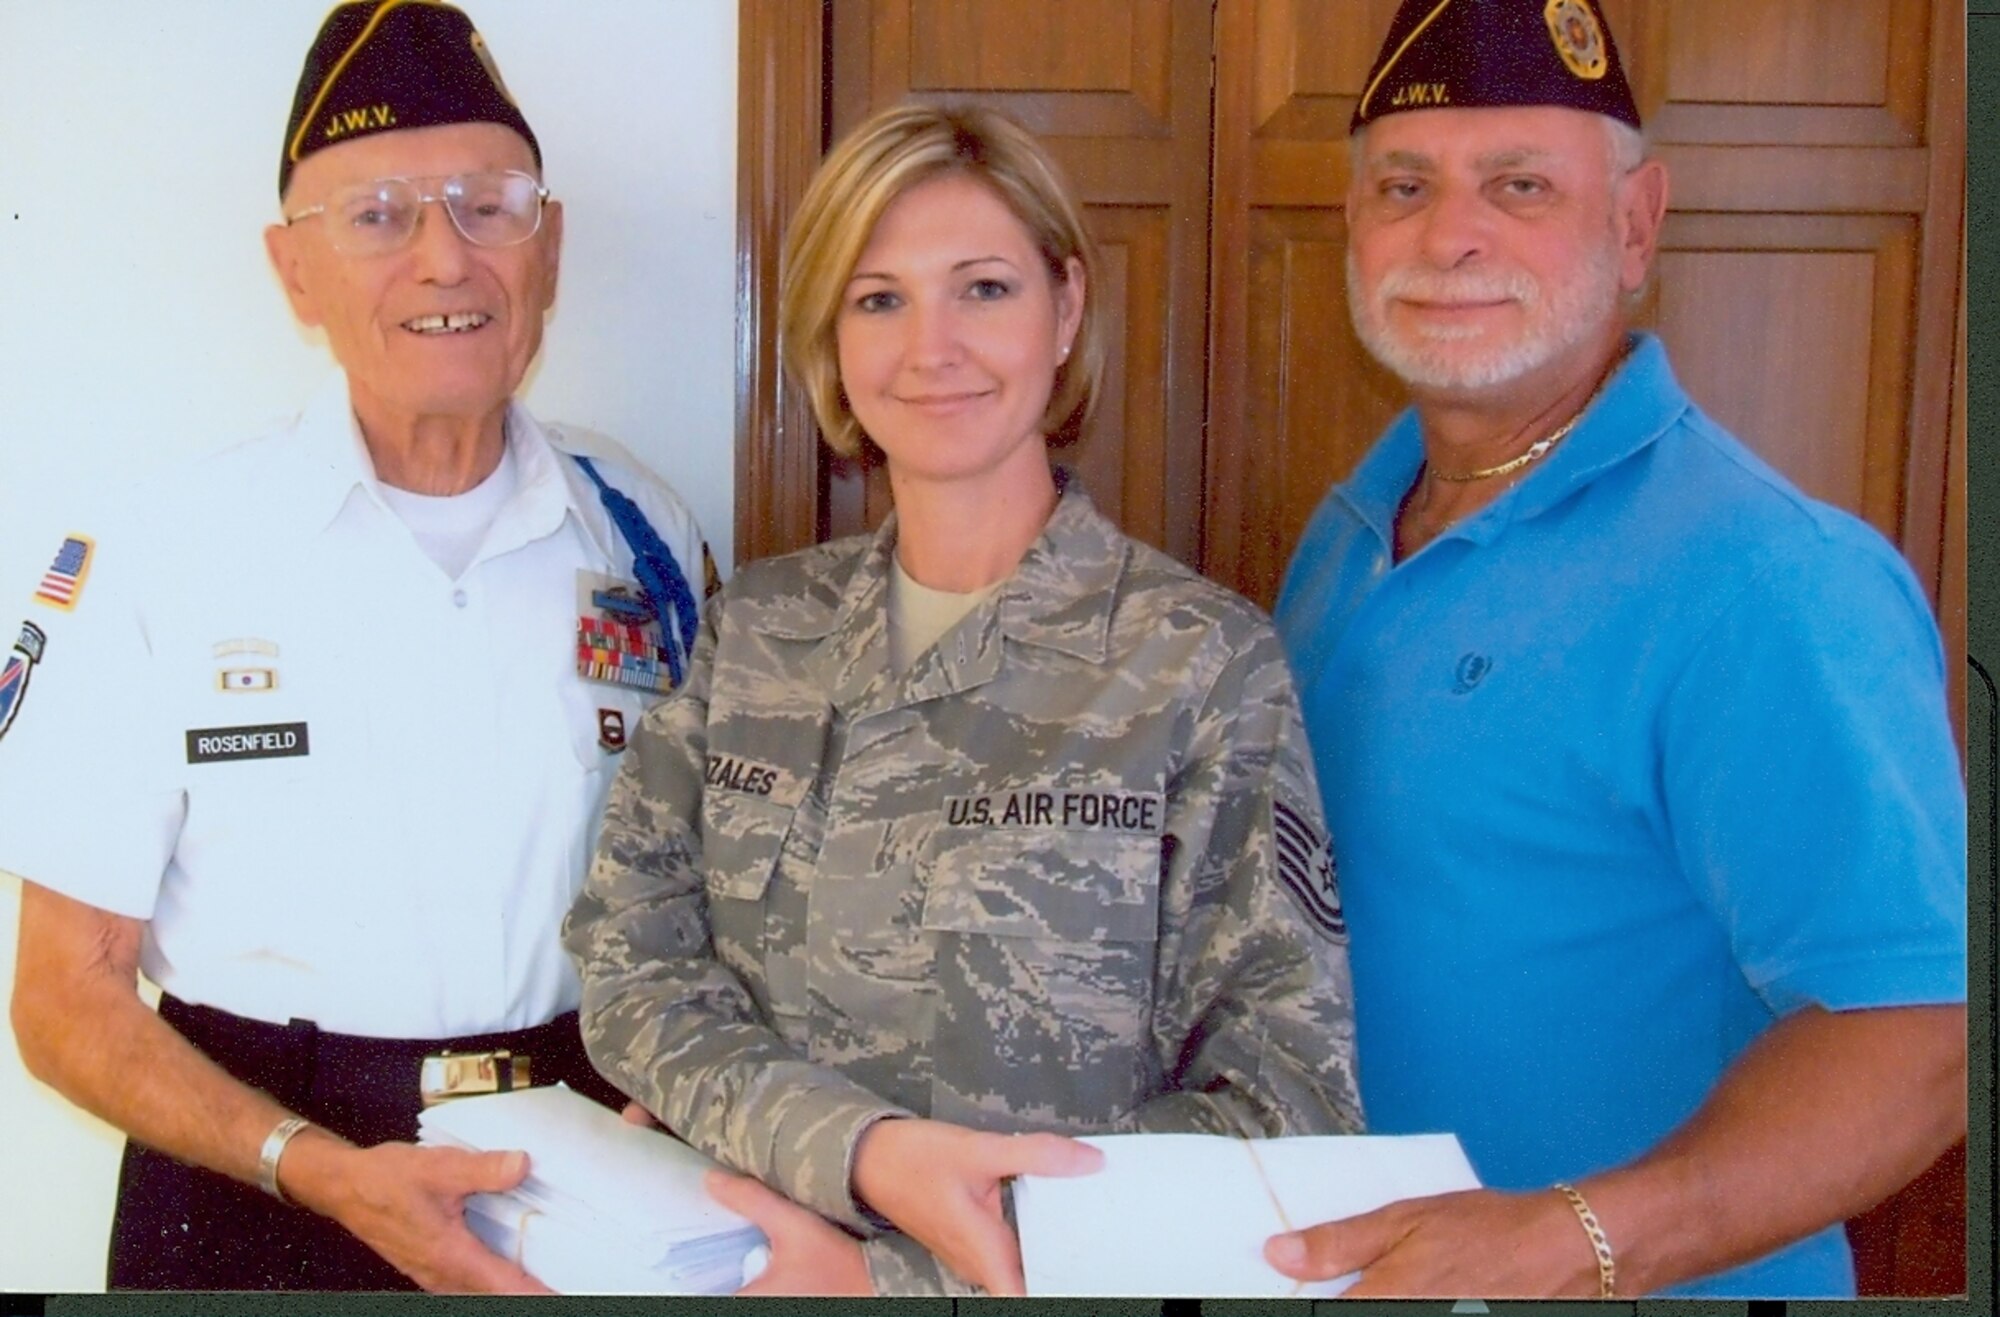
[778, 103, 1105, 457]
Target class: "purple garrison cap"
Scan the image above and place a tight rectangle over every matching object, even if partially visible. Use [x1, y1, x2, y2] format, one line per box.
[279, 0, 540, 196]
[1351, 0, 1641, 133]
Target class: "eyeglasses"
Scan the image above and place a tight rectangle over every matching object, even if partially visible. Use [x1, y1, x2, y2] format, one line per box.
[283, 170, 550, 257]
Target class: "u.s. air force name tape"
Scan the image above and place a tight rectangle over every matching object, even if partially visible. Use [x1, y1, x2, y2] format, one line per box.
[186, 722, 311, 765]
[944, 789, 1166, 835]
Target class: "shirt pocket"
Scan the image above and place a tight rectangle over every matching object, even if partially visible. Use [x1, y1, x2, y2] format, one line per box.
[702, 790, 801, 902]
[171, 645, 378, 940]
[919, 827, 1161, 944]
[918, 826, 1164, 1126]
[699, 770, 815, 1009]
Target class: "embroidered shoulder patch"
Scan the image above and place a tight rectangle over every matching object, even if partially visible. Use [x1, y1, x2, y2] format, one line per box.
[1274, 797, 1346, 939]
[0, 622, 48, 743]
[32, 535, 94, 612]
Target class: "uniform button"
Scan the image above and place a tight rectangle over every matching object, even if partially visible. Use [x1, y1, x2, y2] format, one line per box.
[452, 588, 469, 608]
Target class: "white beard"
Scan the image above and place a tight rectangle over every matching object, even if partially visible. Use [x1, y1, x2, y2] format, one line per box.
[1347, 234, 1623, 392]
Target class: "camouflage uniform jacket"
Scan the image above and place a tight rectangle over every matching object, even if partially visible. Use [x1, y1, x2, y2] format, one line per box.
[566, 488, 1362, 1294]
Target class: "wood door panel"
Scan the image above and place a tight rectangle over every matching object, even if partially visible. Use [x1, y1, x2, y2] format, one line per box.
[1664, 0, 1894, 107]
[872, 0, 1179, 133]
[1656, 232, 1916, 538]
[1251, 138, 1351, 207]
[858, 90, 1179, 138]
[1657, 250, 1876, 521]
[1645, 0, 1928, 145]
[1222, 208, 1406, 608]
[1066, 205, 1176, 555]
[1660, 145, 1928, 212]
[1043, 138, 1183, 204]
[736, 0, 827, 564]
[1654, 103, 1937, 147]
[1251, 0, 1405, 137]
[907, 0, 1172, 121]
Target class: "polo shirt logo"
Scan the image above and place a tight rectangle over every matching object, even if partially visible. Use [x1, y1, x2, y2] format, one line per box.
[1452, 652, 1492, 694]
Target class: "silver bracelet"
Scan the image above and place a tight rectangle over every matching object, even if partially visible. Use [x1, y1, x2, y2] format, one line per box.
[256, 1115, 313, 1204]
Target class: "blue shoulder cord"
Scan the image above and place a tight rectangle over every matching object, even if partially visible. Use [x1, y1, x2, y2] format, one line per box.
[572, 454, 699, 688]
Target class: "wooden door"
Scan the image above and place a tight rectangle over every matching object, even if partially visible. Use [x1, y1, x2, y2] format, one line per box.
[815, 0, 1216, 564]
[736, 0, 1969, 1294]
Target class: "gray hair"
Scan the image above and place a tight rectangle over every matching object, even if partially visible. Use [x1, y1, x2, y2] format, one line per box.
[1604, 117, 1646, 180]
[1347, 114, 1650, 193]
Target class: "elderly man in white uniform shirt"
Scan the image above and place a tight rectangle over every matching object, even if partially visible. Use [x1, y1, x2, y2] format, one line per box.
[0, 0, 707, 1293]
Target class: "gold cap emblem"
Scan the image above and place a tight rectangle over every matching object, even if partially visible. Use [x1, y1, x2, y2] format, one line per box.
[470, 30, 519, 107]
[1545, 0, 1609, 81]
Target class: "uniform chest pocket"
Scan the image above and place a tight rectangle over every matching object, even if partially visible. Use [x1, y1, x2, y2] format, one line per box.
[919, 827, 1162, 944]
[700, 785, 813, 1008]
[701, 784, 809, 903]
[176, 700, 374, 885]
[918, 826, 1162, 1122]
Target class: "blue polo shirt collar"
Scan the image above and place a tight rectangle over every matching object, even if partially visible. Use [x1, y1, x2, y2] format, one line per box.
[1336, 333, 1690, 553]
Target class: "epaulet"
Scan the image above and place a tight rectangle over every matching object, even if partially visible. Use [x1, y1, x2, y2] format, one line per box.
[545, 422, 694, 529]
[545, 420, 715, 598]
[542, 422, 646, 474]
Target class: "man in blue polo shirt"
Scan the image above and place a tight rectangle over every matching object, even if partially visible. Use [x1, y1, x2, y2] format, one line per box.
[1265, 0, 1965, 1300]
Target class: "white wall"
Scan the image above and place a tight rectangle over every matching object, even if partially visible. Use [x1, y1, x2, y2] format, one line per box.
[0, 0, 738, 1291]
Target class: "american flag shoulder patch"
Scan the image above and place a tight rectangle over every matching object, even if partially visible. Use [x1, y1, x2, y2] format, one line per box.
[32, 535, 95, 612]
[1273, 797, 1345, 939]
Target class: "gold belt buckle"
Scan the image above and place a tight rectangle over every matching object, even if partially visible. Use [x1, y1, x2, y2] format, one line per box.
[419, 1049, 532, 1107]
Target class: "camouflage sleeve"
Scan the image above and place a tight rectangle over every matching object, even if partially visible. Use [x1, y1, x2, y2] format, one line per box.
[563, 599, 907, 1235]
[1121, 622, 1365, 1137]
[860, 1231, 980, 1296]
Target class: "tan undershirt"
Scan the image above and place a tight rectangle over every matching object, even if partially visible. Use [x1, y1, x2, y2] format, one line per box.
[888, 558, 1000, 674]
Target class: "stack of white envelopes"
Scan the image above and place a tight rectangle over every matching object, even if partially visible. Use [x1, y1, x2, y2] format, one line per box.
[1015, 1131, 1481, 1297]
[417, 1084, 768, 1294]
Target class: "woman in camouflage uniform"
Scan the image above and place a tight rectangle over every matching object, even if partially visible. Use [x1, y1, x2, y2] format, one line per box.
[566, 104, 1363, 1296]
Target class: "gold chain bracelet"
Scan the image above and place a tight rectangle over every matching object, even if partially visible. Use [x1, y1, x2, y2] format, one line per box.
[1552, 1181, 1616, 1299]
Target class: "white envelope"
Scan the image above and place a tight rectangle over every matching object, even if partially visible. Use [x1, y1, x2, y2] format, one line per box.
[1014, 1131, 1481, 1297]
[418, 1085, 766, 1274]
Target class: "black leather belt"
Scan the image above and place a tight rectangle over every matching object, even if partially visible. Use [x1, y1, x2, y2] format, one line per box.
[158, 994, 627, 1147]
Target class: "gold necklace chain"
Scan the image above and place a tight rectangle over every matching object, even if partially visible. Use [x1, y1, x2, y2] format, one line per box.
[1429, 411, 1580, 483]
[1428, 364, 1618, 484]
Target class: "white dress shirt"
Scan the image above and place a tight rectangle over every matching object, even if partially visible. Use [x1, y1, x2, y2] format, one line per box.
[0, 376, 707, 1037]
